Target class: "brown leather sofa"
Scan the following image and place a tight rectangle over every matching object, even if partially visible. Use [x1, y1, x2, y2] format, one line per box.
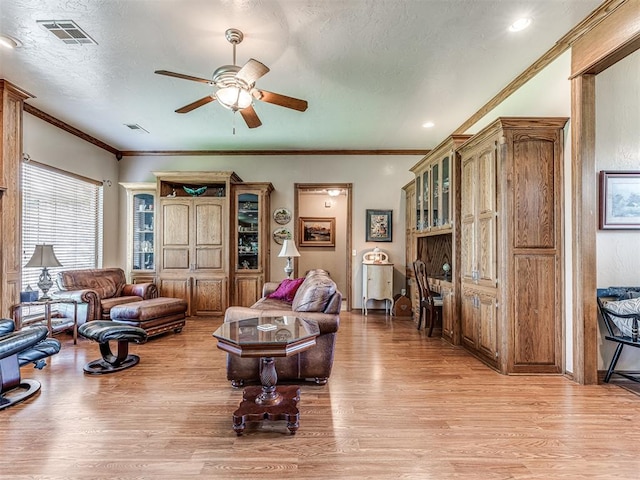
[223, 269, 341, 387]
[55, 268, 158, 324]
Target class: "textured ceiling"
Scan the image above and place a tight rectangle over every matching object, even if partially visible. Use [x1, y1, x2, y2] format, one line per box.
[0, 0, 602, 152]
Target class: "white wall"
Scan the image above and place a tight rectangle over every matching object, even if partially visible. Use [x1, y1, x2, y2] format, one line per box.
[297, 191, 349, 297]
[117, 154, 417, 308]
[595, 49, 640, 370]
[22, 114, 120, 266]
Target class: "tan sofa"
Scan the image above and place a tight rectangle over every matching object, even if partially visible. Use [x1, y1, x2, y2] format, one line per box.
[55, 268, 158, 324]
[223, 269, 341, 387]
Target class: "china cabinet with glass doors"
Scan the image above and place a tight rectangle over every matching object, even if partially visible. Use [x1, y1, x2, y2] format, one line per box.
[120, 183, 157, 284]
[410, 135, 470, 233]
[231, 183, 273, 307]
[407, 135, 471, 337]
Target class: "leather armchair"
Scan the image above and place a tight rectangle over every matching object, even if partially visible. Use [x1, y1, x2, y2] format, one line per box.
[0, 319, 61, 410]
[55, 268, 158, 324]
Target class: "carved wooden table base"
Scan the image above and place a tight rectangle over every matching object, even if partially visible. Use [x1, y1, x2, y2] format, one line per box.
[233, 384, 301, 435]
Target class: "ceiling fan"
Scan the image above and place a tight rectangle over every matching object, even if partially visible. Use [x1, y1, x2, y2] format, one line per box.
[155, 28, 308, 129]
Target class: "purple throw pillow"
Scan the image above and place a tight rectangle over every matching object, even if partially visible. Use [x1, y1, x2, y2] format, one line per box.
[267, 278, 305, 302]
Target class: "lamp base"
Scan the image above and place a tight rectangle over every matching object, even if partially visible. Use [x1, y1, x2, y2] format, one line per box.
[284, 257, 294, 278]
[37, 267, 54, 300]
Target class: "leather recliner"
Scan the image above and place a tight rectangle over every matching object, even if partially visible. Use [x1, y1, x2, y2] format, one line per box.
[0, 319, 61, 410]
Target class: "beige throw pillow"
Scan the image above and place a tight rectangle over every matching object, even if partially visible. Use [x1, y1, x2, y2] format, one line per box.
[292, 272, 336, 312]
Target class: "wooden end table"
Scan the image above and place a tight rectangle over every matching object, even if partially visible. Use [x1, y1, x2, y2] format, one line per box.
[11, 297, 79, 344]
[213, 316, 319, 435]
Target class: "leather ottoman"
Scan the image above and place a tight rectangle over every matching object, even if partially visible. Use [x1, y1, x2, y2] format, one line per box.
[110, 297, 187, 337]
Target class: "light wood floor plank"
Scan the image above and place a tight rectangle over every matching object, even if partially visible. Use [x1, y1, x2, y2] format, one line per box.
[2, 311, 639, 479]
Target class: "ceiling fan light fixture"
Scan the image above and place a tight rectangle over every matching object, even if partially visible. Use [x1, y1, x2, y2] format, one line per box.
[154, 27, 307, 127]
[216, 86, 252, 111]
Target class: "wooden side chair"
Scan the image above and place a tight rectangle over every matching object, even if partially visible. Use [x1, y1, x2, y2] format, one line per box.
[412, 260, 443, 337]
[597, 290, 640, 383]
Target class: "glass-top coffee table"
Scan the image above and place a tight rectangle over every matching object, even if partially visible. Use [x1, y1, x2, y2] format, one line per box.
[213, 316, 320, 435]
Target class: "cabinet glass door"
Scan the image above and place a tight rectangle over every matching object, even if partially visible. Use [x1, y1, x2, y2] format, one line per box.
[415, 175, 422, 230]
[441, 156, 450, 226]
[422, 170, 429, 230]
[431, 163, 439, 227]
[132, 193, 155, 271]
[237, 193, 260, 270]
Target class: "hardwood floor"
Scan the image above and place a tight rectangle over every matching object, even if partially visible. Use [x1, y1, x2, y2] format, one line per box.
[3, 311, 639, 479]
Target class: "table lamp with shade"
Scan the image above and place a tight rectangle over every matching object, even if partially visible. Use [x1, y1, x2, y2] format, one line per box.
[25, 244, 62, 300]
[278, 240, 300, 278]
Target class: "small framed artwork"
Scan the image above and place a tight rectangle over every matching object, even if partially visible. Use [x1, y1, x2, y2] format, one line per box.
[299, 217, 335, 247]
[366, 209, 392, 242]
[599, 171, 640, 229]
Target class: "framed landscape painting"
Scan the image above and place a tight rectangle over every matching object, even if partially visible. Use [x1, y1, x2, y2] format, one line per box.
[299, 217, 335, 246]
[599, 171, 640, 229]
[366, 209, 392, 242]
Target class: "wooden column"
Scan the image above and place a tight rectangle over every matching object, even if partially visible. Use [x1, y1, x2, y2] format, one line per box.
[0, 80, 31, 317]
[571, 74, 597, 385]
[569, 0, 639, 384]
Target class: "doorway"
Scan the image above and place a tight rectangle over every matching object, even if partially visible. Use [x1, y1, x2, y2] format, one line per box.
[295, 183, 352, 310]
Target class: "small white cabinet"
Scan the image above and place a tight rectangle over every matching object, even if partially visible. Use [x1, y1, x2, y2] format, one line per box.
[362, 250, 394, 315]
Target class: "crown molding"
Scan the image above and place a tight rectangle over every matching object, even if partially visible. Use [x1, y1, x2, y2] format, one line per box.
[119, 149, 427, 157]
[23, 103, 123, 158]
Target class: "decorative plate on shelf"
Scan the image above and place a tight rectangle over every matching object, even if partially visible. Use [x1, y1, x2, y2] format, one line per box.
[272, 227, 292, 245]
[273, 207, 292, 225]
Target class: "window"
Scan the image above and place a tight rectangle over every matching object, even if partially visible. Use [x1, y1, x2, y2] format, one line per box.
[21, 161, 103, 293]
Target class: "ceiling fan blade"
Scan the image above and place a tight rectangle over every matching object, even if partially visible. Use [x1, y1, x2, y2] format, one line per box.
[240, 105, 262, 129]
[236, 59, 270, 85]
[175, 96, 215, 113]
[155, 70, 213, 85]
[256, 90, 308, 112]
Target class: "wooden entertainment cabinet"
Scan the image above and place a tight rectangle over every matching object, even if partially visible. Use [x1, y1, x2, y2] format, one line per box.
[122, 172, 273, 316]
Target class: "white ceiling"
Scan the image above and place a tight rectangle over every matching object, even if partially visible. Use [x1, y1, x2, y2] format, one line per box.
[0, 0, 602, 153]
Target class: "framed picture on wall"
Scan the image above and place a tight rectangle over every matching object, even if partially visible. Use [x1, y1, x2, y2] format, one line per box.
[366, 209, 392, 242]
[299, 217, 335, 247]
[599, 171, 640, 229]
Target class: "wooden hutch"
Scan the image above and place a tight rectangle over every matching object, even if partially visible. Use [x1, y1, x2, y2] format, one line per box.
[122, 172, 273, 316]
[406, 134, 471, 343]
[406, 118, 567, 375]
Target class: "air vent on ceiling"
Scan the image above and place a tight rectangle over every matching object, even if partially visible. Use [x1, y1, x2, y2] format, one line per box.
[37, 20, 97, 45]
[124, 124, 149, 134]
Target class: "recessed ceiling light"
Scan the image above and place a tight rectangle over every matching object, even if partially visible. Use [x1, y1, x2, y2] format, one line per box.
[0, 35, 21, 49]
[422, 122, 435, 129]
[509, 18, 532, 32]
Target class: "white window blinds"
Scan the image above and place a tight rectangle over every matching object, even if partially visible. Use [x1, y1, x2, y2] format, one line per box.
[21, 161, 104, 293]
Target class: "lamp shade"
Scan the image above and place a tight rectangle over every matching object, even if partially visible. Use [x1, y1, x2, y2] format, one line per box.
[278, 240, 300, 258]
[25, 244, 62, 268]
